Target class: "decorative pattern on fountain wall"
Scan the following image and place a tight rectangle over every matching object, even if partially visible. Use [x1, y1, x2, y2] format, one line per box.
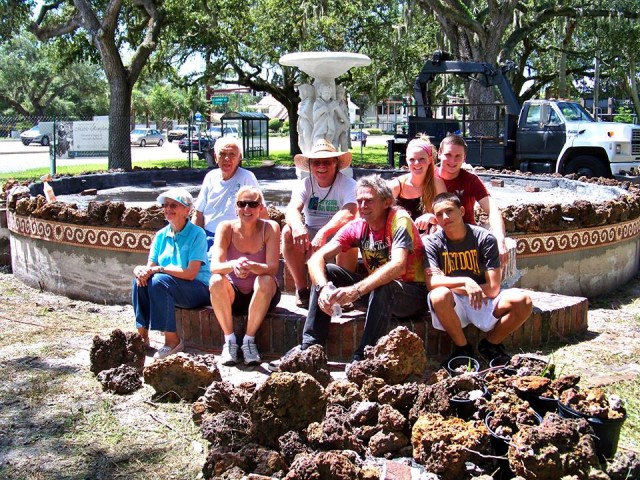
[7, 211, 155, 253]
[7, 211, 640, 257]
[515, 217, 640, 257]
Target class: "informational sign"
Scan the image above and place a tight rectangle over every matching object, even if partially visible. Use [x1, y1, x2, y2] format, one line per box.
[194, 112, 203, 122]
[40, 120, 109, 158]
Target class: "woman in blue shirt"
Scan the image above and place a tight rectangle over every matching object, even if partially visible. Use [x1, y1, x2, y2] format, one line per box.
[132, 188, 211, 359]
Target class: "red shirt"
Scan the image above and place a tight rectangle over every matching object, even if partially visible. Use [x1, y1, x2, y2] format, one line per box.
[436, 168, 489, 224]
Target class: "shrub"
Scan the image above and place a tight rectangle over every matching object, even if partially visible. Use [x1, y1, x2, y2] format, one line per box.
[268, 118, 282, 132]
[613, 106, 634, 124]
[366, 128, 383, 135]
[280, 120, 290, 134]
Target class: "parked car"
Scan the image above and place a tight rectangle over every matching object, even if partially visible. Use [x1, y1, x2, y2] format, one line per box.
[178, 135, 215, 159]
[167, 124, 197, 142]
[209, 125, 239, 138]
[130, 128, 164, 147]
[20, 126, 50, 146]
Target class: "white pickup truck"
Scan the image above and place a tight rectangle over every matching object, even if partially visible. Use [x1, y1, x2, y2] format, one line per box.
[167, 124, 197, 142]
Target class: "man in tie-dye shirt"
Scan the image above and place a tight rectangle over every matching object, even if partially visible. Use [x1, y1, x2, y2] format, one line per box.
[280, 174, 428, 364]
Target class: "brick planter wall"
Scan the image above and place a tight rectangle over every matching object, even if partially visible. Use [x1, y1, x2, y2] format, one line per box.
[176, 290, 588, 362]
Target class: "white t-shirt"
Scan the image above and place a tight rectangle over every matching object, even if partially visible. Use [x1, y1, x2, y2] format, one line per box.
[291, 172, 357, 229]
[194, 167, 260, 233]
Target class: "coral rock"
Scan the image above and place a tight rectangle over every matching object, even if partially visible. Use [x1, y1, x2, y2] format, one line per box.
[201, 410, 253, 449]
[284, 451, 365, 480]
[278, 344, 332, 387]
[96, 364, 142, 394]
[89, 329, 145, 375]
[370, 326, 427, 385]
[192, 381, 251, 424]
[143, 352, 221, 401]
[368, 430, 409, 457]
[508, 412, 602, 479]
[248, 372, 326, 447]
[325, 379, 363, 407]
[411, 413, 492, 480]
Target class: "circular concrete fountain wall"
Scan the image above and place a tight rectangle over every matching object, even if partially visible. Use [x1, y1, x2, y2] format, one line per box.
[7, 167, 640, 303]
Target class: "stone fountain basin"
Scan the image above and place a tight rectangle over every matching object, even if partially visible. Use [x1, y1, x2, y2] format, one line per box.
[6, 168, 639, 303]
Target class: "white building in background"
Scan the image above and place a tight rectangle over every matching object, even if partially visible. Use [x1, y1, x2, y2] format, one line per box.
[250, 94, 361, 125]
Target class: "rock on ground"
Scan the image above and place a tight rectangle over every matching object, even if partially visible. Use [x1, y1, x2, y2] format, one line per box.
[508, 412, 602, 479]
[96, 364, 142, 394]
[89, 328, 145, 375]
[143, 352, 221, 401]
[411, 413, 492, 480]
[248, 371, 326, 448]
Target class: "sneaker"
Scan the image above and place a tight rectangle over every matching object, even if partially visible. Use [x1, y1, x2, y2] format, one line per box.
[153, 340, 183, 360]
[295, 288, 311, 309]
[478, 338, 509, 363]
[220, 342, 239, 366]
[241, 342, 262, 366]
[441, 343, 475, 370]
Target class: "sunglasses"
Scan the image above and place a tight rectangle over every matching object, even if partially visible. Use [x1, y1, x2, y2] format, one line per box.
[236, 200, 261, 208]
[310, 159, 336, 167]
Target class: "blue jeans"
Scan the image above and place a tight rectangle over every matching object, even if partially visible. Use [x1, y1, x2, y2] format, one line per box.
[132, 273, 210, 333]
[302, 264, 428, 359]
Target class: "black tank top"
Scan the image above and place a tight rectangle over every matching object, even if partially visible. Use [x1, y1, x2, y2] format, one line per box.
[396, 178, 422, 220]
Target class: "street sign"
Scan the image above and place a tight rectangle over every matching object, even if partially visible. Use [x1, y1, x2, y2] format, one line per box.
[211, 96, 229, 105]
[194, 112, 203, 122]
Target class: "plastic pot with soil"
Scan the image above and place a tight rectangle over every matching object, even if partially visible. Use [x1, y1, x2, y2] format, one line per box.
[558, 387, 627, 459]
[446, 375, 489, 420]
[485, 408, 542, 479]
[446, 356, 480, 376]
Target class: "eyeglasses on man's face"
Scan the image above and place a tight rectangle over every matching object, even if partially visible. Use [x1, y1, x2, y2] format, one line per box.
[236, 200, 261, 208]
[310, 159, 336, 167]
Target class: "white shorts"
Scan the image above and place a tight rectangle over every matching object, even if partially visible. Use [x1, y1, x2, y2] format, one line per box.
[428, 290, 504, 332]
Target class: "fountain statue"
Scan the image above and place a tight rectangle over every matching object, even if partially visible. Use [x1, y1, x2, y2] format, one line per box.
[280, 51, 371, 155]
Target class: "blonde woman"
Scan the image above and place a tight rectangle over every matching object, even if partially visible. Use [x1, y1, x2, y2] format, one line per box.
[388, 135, 446, 231]
[209, 186, 281, 366]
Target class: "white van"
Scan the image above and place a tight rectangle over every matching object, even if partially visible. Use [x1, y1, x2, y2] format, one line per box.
[209, 125, 239, 138]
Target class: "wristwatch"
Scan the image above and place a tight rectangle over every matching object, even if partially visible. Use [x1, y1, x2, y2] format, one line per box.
[314, 284, 327, 293]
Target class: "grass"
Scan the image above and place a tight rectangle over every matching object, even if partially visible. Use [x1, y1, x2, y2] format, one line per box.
[0, 146, 392, 185]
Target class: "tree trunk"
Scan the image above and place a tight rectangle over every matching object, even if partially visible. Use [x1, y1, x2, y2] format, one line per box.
[288, 103, 301, 156]
[108, 74, 133, 170]
[627, 58, 640, 122]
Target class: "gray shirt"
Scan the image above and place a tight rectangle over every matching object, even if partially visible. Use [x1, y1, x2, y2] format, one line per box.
[424, 224, 500, 285]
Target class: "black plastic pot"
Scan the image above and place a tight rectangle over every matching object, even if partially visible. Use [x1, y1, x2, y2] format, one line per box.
[557, 401, 626, 459]
[449, 385, 489, 421]
[484, 410, 541, 479]
[447, 356, 480, 376]
[489, 355, 512, 368]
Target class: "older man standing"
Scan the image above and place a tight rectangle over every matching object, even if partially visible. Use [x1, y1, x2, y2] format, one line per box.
[193, 137, 261, 248]
[271, 174, 427, 369]
[283, 139, 357, 308]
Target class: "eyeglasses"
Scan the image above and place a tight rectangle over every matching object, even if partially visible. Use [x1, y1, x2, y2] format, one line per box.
[236, 200, 261, 208]
[162, 202, 182, 209]
[310, 159, 336, 167]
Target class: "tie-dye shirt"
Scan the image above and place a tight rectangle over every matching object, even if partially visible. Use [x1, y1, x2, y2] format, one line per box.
[333, 207, 425, 283]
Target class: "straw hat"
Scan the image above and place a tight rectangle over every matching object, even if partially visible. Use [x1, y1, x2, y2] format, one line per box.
[293, 139, 352, 172]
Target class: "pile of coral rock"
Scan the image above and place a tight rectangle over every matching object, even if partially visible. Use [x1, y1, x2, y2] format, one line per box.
[89, 327, 639, 480]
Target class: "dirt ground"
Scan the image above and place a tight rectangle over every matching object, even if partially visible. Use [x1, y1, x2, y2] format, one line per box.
[0, 270, 638, 479]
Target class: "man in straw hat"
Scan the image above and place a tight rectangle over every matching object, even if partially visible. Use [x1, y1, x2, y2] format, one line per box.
[270, 174, 428, 370]
[283, 139, 358, 308]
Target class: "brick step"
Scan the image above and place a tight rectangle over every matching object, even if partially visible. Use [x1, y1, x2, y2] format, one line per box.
[176, 290, 588, 363]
